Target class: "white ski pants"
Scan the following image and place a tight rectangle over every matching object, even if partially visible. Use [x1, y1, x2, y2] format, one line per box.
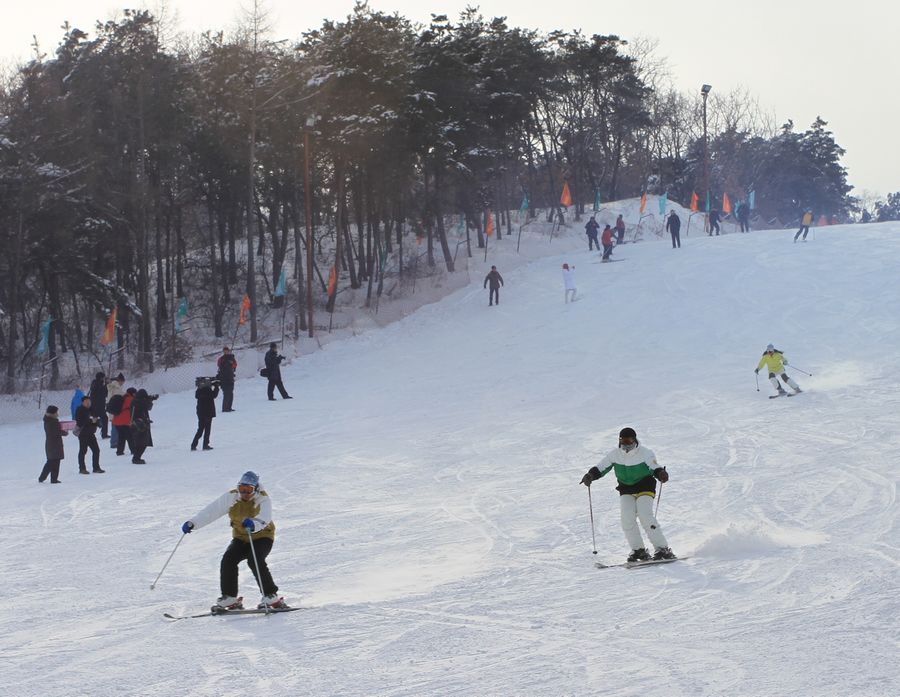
[565, 288, 577, 303]
[768, 372, 800, 392]
[620, 493, 668, 551]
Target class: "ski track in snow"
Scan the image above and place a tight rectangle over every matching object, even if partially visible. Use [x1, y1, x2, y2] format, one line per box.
[3, 219, 900, 696]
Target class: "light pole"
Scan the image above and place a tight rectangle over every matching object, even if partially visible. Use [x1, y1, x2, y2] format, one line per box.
[701, 84, 711, 234]
[303, 115, 316, 338]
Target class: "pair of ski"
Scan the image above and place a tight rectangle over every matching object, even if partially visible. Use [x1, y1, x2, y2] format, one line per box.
[769, 391, 801, 399]
[164, 601, 305, 620]
[595, 556, 688, 570]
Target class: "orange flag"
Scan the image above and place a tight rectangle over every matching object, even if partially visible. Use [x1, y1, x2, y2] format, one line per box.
[100, 308, 117, 346]
[817, 215, 828, 226]
[722, 192, 732, 214]
[690, 192, 699, 212]
[639, 192, 647, 214]
[486, 210, 494, 237]
[560, 182, 572, 207]
[238, 294, 250, 325]
[327, 265, 337, 297]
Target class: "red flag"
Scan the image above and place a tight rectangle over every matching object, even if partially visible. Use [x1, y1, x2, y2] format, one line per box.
[327, 265, 337, 297]
[690, 192, 699, 212]
[100, 308, 117, 346]
[639, 192, 647, 214]
[817, 215, 828, 226]
[722, 192, 732, 214]
[486, 210, 494, 237]
[560, 182, 572, 207]
[238, 294, 250, 325]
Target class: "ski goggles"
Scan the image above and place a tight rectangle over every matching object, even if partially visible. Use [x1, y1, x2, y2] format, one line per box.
[238, 484, 255, 495]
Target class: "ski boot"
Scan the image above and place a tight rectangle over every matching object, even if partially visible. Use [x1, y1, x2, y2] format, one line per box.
[213, 595, 243, 613]
[627, 548, 651, 563]
[652, 547, 676, 561]
[258, 594, 288, 610]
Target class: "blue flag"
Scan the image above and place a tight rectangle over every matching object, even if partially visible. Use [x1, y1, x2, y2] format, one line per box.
[175, 298, 188, 331]
[748, 190, 756, 210]
[706, 192, 711, 213]
[520, 195, 529, 212]
[37, 317, 52, 355]
[593, 190, 601, 211]
[274, 269, 286, 298]
[659, 193, 667, 216]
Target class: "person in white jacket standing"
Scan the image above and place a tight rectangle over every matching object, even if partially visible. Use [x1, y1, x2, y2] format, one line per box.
[562, 263, 577, 303]
[580, 427, 675, 563]
[181, 471, 286, 610]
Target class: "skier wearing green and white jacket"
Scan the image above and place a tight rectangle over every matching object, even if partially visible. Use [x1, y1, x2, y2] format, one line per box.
[755, 344, 801, 396]
[581, 427, 675, 563]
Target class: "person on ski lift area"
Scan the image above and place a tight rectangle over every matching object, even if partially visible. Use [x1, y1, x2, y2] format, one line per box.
[580, 427, 675, 563]
[181, 471, 286, 610]
[755, 344, 801, 397]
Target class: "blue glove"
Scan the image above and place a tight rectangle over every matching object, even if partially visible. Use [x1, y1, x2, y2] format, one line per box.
[182, 521, 194, 534]
[242, 517, 255, 531]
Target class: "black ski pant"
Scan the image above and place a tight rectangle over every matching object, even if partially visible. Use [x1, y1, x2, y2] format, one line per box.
[602, 243, 613, 260]
[709, 221, 720, 235]
[192, 417, 213, 449]
[267, 378, 290, 400]
[221, 382, 235, 411]
[39, 459, 61, 483]
[220, 536, 277, 598]
[670, 230, 681, 248]
[488, 288, 499, 306]
[587, 233, 600, 250]
[115, 425, 133, 455]
[794, 225, 809, 241]
[616, 229, 625, 244]
[78, 434, 101, 471]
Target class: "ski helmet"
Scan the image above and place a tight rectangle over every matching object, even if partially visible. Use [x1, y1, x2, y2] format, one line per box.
[238, 470, 260, 490]
[619, 427, 637, 441]
[766, 343, 775, 352]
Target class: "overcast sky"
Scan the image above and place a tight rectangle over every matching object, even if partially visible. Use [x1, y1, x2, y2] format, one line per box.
[2, 1, 896, 197]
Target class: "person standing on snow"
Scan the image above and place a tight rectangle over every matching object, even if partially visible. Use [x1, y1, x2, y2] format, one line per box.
[39, 405, 68, 483]
[737, 202, 751, 232]
[88, 372, 109, 439]
[794, 210, 813, 242]
[181, 471, 286, 610]
[580, 427, 675, 563]
[755, 344, 802, 396]
[666, 210, 681, 248]
[708, 208, 721, 236]
[216, 346, 238, 412]
[601, 224, 615, 261]
[484, 266, 504, 306]
[615, 214, 626, 244]
[562, 263, 577, 303]
[75, 396, 104, 474]
[585, 215, 601, 251]
[191, 378, 220, 451]
[264, 342, 292, 401]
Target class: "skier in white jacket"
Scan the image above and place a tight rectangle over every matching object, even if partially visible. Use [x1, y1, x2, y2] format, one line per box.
[562, 263, 577, 303]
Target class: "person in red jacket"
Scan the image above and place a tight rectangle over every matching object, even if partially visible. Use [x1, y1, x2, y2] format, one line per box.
[601, 224, 615, 261]
[113, 387, 136, 456]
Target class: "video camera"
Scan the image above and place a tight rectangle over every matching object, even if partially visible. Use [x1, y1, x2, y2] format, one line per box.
[195, 376, 221, 388]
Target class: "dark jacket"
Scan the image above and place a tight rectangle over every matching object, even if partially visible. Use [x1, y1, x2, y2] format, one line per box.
[131, 391, 155, 447]
[585, 218, 599, 236]
[216, 354, 237, 384]
[666, 214, 681, 233]
[709, 210, 721, 224]
[44, 414, 66, 459]
[75, 405, 97, 437]
[265, 349, 284, 379]
[195, 384, 220, 419]
[88, 377, 108, 416]
[484, 270, 504, 290]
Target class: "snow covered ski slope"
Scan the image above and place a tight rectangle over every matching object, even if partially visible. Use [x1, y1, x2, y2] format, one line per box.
[3, 220, 899, 696]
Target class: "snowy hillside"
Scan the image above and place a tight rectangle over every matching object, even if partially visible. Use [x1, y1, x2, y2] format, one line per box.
[3, 216, 899, 697]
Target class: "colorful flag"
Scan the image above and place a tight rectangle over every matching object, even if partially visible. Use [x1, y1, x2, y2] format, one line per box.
[722, 192, 732, 214]
[690, 192, 699, 212]
[175, 297, 188, 331]
[486, 210, 494, 237]
[639, 192, 647, 214]
[705, 192, 710, 213]
[274, 269, 286, 298]
[238, 294, 250, 325]
[100, 308, 117, 346]
[593, 190, 601, 211]
[519, 195, 529, 212]
[327, 265, 337, 297]
[560, 182, 572, 207]
[748, 190, 756, 210]
[37, 317, 52, 355]
[659, 193, 667, 216]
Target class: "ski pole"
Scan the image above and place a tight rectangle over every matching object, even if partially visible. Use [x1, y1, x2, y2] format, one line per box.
[245, 529, 270, 613]
[755, 372, 760, 391]
[789, 365, 813, 376]
[587, 486, 598, 555]
[655, 482, 663, 518]
[150, 533, 186, 590]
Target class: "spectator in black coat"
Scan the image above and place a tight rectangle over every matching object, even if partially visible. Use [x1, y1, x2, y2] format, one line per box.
[191, 379, 220, 451]
[666, 211, 681, 249]
[584, 215, 600, 251]
[130, 389, 157, 464]
[89, 372, 109, 439]
[39, 405, 68, 483]
[737, 202, 751, 232]
[484, 266, 504, 306]
[75, 396, 104, 474]
[264, 343, 292, 401]
[216, 347, 237, 412]
[708, 209, 721, 236]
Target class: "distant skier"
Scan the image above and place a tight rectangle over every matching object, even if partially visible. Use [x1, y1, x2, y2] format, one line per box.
[181, 470, 287, 610]
[601, 224, 615, 261]
[191, 378, 220, 451]
[562, 263, 577, 303]
[755, 344, 802, 397]
[615, 214, 626, 244]
[585, 215, 600, 251]
[484, 266, 504, 306]
[216, 347, 238, 412]
[794, 211, 812, 242]
[708, 208, 721, 236]
[580, 427, 675, 563]
[666, 210, 681, 248]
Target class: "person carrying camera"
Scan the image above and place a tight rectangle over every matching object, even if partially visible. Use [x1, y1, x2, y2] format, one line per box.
[192, 378, 220, 451]
[264, 343, 292, 401]
[130, 389, 157, 464]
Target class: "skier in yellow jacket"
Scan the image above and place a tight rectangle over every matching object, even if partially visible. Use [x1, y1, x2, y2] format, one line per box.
[756, 344, 802, 397]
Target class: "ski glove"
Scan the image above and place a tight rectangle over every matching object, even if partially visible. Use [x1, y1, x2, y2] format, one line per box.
[242, 517, 255, 531]
[754, 368, 759, 374]
[182, 521, 194, 534]
[581, 466, 602, 486]
[654, 467, 669, 483]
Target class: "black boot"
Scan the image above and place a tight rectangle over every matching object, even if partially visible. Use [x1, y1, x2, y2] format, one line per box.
[627, 548, 651, 563]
